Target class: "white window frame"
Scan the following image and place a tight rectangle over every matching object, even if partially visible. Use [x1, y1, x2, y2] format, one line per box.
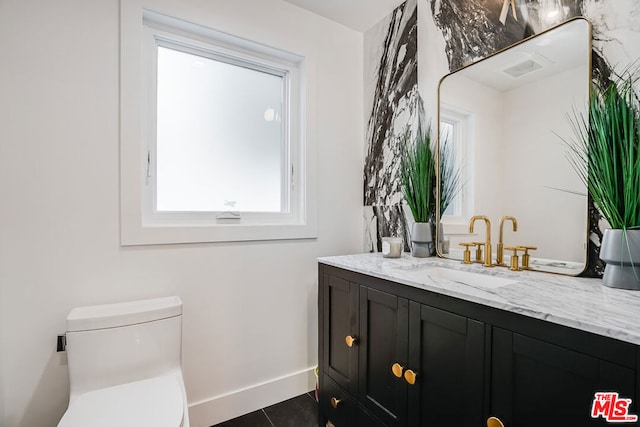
[439, 105, 475, 234]
[143, 24, 294, 222]
[120, 7, 317, 245]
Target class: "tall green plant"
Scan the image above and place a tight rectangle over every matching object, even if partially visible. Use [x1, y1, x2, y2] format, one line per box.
[567, 72, 640, 230]
[399, 127, 436, 223]
[439, 130, 464, 216]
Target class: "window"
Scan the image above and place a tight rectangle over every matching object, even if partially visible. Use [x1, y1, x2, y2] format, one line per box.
[439, 106, 474, 226]
[120, 9, 316, 245]
[154, 43, 287, 214]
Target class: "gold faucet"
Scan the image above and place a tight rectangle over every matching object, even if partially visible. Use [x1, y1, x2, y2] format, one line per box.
[497, 216, 518, 266]
[469, 215, 493, 267]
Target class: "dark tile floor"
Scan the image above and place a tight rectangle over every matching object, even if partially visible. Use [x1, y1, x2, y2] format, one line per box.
[212, 391, 318, 427]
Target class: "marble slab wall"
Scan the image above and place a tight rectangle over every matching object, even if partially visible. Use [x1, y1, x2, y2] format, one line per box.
[363, 0, 418, 253]
[363, 0, 640, 277]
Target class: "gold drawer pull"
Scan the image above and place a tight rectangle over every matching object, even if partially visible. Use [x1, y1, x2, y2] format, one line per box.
[345, 335, 357, 347]
[330, 397, 341, 409]
[487, 416, 505, 427]
[404, 369, 418, 385]
[391, 363, 404, 378]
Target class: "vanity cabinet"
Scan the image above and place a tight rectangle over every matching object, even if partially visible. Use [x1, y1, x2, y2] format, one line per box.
[319, 265, 487, 427]
[318, 263, 640, 427]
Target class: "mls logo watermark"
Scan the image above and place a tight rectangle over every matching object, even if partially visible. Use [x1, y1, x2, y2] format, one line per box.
[591, 392, 638, 423]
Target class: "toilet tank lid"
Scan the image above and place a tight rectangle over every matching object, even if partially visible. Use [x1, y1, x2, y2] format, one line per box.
[67, 296, 182, 332]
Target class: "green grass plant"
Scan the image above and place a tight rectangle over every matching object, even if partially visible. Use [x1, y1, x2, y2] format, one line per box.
[567, 71, 640, 230]
[399, 127, 436, 223]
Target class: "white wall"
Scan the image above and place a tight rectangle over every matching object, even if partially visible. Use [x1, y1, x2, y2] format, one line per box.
[0, 1, 364, 426]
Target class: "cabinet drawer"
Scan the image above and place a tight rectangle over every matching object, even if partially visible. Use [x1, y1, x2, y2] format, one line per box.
[319, 375, 356, 427]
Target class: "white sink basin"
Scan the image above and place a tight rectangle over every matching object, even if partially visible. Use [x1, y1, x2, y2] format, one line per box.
[401, 265, 519, 289]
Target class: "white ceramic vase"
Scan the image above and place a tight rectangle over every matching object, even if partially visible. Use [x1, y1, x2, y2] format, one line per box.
[599, 229, 640, 290]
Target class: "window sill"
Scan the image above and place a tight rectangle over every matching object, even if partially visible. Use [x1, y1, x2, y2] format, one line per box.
[121, 222, 317, 246]
[440, 221, 474, 236]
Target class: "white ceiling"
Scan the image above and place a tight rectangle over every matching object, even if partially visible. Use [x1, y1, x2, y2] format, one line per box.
[282, 0, 406, 32]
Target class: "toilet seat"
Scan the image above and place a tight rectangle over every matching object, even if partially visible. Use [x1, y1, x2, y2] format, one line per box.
[58, 375, 184, 427]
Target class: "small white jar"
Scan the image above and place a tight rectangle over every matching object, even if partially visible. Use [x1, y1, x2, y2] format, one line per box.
[382, 237, 403, 258]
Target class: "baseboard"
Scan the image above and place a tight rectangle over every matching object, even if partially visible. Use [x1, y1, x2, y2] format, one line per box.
[187, 366, 316, 427]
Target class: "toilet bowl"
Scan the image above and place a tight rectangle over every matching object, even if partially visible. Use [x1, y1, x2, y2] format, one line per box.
[57, 296, 190, 427]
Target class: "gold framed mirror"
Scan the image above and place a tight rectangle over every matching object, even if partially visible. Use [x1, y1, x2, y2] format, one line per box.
[436, 17, 591, 275]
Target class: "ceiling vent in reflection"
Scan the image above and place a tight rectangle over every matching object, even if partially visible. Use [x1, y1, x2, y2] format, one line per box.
[503, 59, 543, 78]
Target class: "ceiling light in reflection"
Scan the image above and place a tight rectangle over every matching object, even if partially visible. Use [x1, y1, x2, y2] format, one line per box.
[543, 0, 566, 25]
[264, 108, 275, 122]
[263, 108, 281, 122]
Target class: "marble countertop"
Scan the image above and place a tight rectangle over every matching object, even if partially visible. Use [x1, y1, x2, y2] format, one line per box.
[318, 253, 640, 346]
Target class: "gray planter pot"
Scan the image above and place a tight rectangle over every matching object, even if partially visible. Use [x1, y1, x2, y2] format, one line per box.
[600, 229, 640, 290]
[411, 222, 433, 258]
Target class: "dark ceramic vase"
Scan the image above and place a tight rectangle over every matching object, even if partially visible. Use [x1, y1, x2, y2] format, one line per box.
[599, 229, 640, 290]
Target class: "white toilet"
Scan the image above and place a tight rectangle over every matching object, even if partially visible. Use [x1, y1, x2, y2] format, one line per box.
[57, 296, 190, 427]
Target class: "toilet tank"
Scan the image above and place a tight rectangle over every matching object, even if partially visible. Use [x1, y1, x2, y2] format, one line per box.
[65, 296, 183, 399]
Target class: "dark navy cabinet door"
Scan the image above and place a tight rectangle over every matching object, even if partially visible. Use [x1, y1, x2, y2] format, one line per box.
[323, 274, 359, 396]
[407, 301, 485, 427]
[491, 328, 636, 427]
[359, 286, 409, 427]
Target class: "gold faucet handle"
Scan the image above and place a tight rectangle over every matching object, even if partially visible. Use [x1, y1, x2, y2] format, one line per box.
[472, 241, 485, 262]
[517, 246, 537, 269]
[459, 243, 475, 264]
[504, 246, 521, 271]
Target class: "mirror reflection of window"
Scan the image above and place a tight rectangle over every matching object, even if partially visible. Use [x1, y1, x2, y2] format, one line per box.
[440, 107, 474, 224]
[440, 121, 459, 217]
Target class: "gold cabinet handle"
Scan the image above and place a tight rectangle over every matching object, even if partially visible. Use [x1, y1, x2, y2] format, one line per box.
[345, 335, 357, 347]
[330, 397, 341, 409]
[487, 416, 505, 427]
[404, 369, 418, 385]
[391, 363, 405, 378]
